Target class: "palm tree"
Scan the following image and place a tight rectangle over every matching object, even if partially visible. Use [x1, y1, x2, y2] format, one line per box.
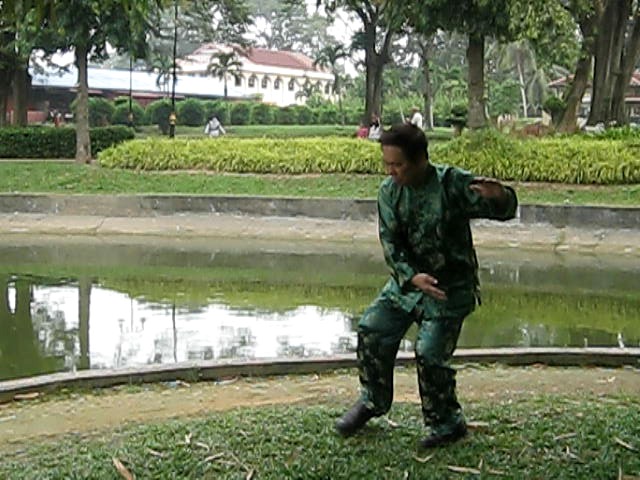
[148, 53, 174, 95]
[490, 40, 547, 118]
[207, 51, 242, 99]
[314, 43, 350, 123]
[295, 79, 321, 102]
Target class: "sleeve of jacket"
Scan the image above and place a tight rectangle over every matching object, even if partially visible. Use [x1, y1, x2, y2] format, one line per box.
[378, 184, 416, 290]
[447, 167, 518, 221]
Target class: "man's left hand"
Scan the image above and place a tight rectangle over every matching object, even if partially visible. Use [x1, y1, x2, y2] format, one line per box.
[469, 177, 507, 200]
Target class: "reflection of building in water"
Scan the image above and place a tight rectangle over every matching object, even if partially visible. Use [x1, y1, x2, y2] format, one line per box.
[31, 294, 77, 371]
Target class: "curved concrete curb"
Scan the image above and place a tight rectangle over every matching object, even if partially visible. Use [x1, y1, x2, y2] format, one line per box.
[1, 193, 639, 229]
[1, 348, 638, 404]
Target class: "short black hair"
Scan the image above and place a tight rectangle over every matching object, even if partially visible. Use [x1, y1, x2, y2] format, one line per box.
[379, 123, 429, 163]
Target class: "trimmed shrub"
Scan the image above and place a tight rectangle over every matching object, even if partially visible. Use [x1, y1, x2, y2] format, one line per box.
[251, 103, 276, 125]
[70, 97, 115, 127]
[294, 105, 314, 125]
[230, 102, 253, 125]
[203, 100, 230, 125]
[99, 129, 640, 184]
[276, 106, 297, 125]
[99, 137, 382, 173]
[145, 99, 173, 134]
[344, 108, 363, 126]
[318, 107, 340, 125]
[0, 126, 134, 158]
[431, 129, 640, 184]
[177, 99, 206, 126]
[112, 102, 146, 126]
[91, 126, 136, 155]
[225, 125, 356, 138]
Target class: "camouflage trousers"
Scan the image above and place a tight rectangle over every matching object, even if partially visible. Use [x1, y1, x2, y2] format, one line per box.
[357, 298, 466, 435]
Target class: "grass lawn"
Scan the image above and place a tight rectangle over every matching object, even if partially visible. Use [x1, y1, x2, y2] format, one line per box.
[135, 124, 454, 141]
[0, 162, 639, 206]
[1, 395, 638, 479]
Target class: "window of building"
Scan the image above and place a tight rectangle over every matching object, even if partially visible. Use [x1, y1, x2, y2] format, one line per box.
[248, 75, 257, 88]
[235, 75, 242, 87]
[288, 79, 295, 91]
[261, 76, 269, 89]
[324, 83, 331, 94]
[274, 78, 281, 90]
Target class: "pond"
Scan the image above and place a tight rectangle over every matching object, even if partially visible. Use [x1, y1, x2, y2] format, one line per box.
[1, 237, 639, 381]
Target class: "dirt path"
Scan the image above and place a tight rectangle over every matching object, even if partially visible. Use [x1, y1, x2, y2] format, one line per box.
[0, 365, 638, 452]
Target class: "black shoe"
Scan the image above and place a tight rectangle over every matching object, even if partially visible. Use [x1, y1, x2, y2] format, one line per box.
[418, 422, 468, 449]
[335, 401, 376, 437]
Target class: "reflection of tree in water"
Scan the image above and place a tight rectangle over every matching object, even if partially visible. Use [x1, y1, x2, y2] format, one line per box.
[0, 276, 60, 380]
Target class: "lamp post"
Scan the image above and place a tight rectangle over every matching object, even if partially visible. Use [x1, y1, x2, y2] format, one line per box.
[128, 55, 134, 128]
[169, 0, 178, 138]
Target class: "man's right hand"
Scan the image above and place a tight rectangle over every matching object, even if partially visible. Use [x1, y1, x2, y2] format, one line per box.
[411, 273, 447, 301]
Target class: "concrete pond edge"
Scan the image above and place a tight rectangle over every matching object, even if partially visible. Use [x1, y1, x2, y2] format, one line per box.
[1, 193, 640, 229]
[1, 348, 639, 404]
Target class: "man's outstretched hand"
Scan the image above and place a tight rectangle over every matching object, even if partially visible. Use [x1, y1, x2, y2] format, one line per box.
[469, 177, 507, 200]
[411, 273, 447, 301]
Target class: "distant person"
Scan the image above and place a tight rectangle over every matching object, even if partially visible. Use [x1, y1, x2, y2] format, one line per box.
[53, 110, 62, 128]
[407, 107, 423, 130]
[356, 117, 369, 139]
[204, 115, 226, 137]
[368, 113, 382, 141]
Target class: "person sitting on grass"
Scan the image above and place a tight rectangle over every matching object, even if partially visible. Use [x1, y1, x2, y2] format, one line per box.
[204, 115, 226, 137]
[335, 123, 518, 449]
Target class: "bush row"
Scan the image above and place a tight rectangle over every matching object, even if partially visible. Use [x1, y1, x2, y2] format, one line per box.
[433, 130, 640, 184]
[99, 130, 640, 184]
[74, 97, 361, 131]
[99, 137, 381, 173]
[0, 126, 135, 158]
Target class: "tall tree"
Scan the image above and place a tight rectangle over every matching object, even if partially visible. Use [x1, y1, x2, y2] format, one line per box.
[588, 0, 640, 125]
[488, 39, 547, 117]
[318, 1, 407, 121]
[0, 1, 62, 126]
[246, 0, 333, 57]
[405, 0, 515, 129]
[314, 42, 350, 124]
[52, 0, 161, 163]
[207, 51, 243, 99]
[555, 1, 599, 133]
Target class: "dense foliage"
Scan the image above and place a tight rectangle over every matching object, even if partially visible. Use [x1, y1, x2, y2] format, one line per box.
[0, 126, 134, 158]
[99, 130, 640, 184]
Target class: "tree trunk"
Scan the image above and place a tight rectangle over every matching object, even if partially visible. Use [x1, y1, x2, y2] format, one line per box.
[75, 44, 92, 164]
[467, 34, 487, 129]
[556, 10, 598, 133]
[421, 39, 434, 130]
[612, 12, 640, 125]
[11, 66, 29, 126]
[0, 94, 7, 127]
[588, 0, 630, 125]
[556, 55, 592, 133]
[223, 76, 228, 99]
[78, 277, 91, 370]
[516, 60, 528, 118]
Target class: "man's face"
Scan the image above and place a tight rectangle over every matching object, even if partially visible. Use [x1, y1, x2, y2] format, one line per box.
[382, 145, 422, 187]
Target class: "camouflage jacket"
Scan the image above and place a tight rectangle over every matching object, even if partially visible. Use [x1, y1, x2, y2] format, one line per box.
[377, 164, 518, 318]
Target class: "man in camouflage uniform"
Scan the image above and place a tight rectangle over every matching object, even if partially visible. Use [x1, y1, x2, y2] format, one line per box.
[335, 124, 518, 448]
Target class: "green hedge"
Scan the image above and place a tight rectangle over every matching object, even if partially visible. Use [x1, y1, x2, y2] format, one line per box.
[112, 102, 146, 126]
[177, 99, 205, 126]
[0, 126, 135, 158]
[99, 137, 381, 173]
[432, 129, 640, 184]
[99, 130, 640, 183]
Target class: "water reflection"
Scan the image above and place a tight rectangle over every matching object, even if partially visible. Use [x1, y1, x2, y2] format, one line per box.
[1, 240, 639, 381]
